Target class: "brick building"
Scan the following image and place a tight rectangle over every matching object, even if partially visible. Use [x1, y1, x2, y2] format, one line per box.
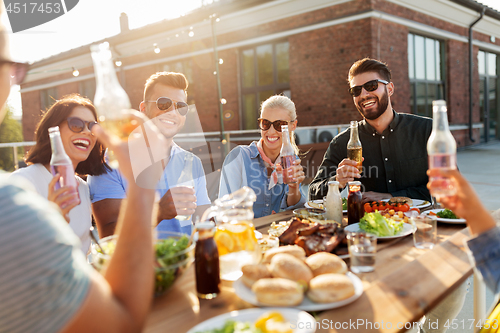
[20, 0, 500, 147]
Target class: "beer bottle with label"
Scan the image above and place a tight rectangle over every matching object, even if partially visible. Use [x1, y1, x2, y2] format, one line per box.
[347, 181, 363, 225]
[347, 121, 362, 173]
[49, 126, 80, 204]
[427, 100, 457, 199]
[280, 124, 297, 184]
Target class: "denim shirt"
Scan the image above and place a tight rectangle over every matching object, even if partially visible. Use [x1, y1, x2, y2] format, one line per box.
[219, 141, 305, 218]
[467, 226, 500, 294]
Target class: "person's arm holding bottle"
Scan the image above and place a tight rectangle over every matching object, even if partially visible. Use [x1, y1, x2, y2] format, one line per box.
[61, 116, 162, 333]
[428, 168, 500, 294]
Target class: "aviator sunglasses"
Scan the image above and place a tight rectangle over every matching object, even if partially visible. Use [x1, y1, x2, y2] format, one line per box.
[258, 118, 295, 132]
[145, 97, 189, 116]
[348, 79, 389, 97]
[66, 117, 98, 133]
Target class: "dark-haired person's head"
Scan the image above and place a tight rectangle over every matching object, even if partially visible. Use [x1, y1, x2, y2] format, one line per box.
[140, 72, 189, 139]
[347, 58, 394, 121]
[26, 94, 109, 176]
[348, 58, 391, 84]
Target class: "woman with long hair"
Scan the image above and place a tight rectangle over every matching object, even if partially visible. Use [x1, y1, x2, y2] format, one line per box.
[11, 93, 108, 252]
[218, 95, 306, 218]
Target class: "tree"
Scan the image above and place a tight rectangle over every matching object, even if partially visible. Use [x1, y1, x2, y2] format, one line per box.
[0, 106, 24, 171]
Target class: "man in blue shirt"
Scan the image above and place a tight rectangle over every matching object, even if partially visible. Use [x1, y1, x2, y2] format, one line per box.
[89, 72, 211, 237]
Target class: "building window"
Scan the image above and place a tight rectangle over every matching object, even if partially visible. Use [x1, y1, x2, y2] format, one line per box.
[240, 41, 290, 129]
[478, 50, 498, 141]
[162, 60, 196, 106]
[79, 79, 96, 102]
[40, 87, 58, 111]
[408, 33, 444, 117]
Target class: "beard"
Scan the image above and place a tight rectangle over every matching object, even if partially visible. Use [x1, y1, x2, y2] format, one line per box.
[355, 87, 389, 120]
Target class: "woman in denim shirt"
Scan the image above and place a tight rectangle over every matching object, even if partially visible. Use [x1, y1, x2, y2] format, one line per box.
[219, 95, 306, 218]
[428, 168, 500, 294]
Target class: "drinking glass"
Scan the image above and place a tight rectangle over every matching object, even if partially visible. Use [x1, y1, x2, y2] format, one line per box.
[412, 215, 437, 249]
[347, 232, 377, 273]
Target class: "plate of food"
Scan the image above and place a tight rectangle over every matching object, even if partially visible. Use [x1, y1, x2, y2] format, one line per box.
[344, 211, 415, 240]
[378, 197, 431, 210]
[187, 307, 316, 333]
[423, 209, 466, 224]
[306, 198, 348, 213]
[234, 271, 363, 311]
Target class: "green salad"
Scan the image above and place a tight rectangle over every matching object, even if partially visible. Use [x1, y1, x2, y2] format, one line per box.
[359, 212, 404, 237]
[437, 208, 459, 219]
[97, 234, 192, 295]
[196, 320, 263, 333]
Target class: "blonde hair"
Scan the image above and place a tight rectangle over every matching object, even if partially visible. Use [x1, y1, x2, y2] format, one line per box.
[260, 95, 299, 155]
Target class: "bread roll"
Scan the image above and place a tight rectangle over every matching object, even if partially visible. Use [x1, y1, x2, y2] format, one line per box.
[305, 252, 347, 276]
[269, 253, 313, 287]
[252, 278, 303, 306]
[307, 273, 355, 303]
[241, 264, 271, 288]
[262, 245, 306, 263]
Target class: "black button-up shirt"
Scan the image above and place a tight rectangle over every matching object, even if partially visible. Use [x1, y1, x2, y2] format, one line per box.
[309, 111, 433, 201]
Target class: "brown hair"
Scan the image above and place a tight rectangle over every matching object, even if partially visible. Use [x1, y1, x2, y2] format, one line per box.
[348, 58, 392, 84]
[26, 93, 109, 176]
[143, 72, 188, 101]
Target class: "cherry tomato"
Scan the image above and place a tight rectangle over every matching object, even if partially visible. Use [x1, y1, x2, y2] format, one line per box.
[399, 203, 410, 212]
[364, 203, 372, 213]
[409, 207, 420, 214]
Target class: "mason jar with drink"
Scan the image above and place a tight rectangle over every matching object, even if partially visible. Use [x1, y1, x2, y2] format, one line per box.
[201, 187, 261, 281]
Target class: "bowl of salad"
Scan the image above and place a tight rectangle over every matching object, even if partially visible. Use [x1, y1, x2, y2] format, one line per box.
[91, 231, 195, 296]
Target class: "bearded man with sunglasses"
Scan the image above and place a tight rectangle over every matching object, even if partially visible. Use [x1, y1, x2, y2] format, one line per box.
[310, 59, 469, 333]
[309, 58, 433, 203]
[88, 72, 211, 237]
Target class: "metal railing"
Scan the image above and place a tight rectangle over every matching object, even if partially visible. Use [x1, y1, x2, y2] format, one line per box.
[0, 141, 35, 170]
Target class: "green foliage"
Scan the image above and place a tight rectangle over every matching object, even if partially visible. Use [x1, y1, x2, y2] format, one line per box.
[0, 106, 24, 171]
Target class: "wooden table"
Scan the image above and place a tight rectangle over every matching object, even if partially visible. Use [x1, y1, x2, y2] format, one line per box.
[144, 211, 473, 333]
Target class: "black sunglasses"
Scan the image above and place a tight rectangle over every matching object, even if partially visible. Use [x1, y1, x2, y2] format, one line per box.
[145, 97, 189, 116]
[348, 79, 389, 97]
[0, 60, 29, 86]
[258, 118, 294, 132]
[66, 117, 98, 133]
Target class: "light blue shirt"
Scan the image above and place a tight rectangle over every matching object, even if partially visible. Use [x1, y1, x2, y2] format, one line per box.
[218, 141, 305, 218]
[88, 143, 211, 235]
[467, 225, 500, 294]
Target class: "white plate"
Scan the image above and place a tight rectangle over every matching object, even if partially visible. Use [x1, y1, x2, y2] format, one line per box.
[187, 308, 316, 333]
[381, 198, 431, 209]
[344, 222, 415, 240]
[233, 272, 363, 311]
[423, 209, 466, 224]
[306, 199, 347, 213]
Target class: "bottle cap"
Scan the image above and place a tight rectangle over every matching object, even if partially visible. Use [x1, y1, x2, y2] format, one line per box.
[196, 221, 215, 230]
[328, 180, 340, 185]
[48, 126, 60, 133]
[281, 124, 289, 132]
[348, 181, 362, 186]
[432, 100, 446, 107]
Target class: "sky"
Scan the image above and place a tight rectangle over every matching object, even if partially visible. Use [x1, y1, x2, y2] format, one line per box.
[4, 0, 214, 117]
[3, 0, 500, 118]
